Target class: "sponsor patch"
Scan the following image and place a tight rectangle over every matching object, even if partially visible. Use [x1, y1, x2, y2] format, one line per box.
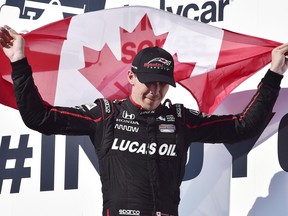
[175, 104, 182, 118]
[103, 99, 111, 113]
[122, 110, 135, 120]
[119, 209, 140, 216]
[159, 124, 176, 133]
[114, 124, 139, 133]
[156, 116, 166, 121]
[112, 138, 177, 156]
[166, 115, 175, 122]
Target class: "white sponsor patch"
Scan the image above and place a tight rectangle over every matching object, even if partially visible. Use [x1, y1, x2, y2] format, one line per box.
[159, 124, 176, 133]
[119, 209, 140, 216]
[112, 138, 177, 156]
[103, 99, 111, 113]
[122, 110, 135, 120]
[166, 115, 175, 122]
[114, 124, 139, 133]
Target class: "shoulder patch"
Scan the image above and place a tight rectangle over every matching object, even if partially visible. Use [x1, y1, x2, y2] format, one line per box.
[103, 98, 112, 114]
[175, 104, 183, 118]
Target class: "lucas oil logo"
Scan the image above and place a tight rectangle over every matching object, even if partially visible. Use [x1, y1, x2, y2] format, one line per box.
[112, 138, 177, 156]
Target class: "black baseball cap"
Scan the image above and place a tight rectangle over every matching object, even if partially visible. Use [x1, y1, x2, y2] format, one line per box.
[131, 46, 176, 87]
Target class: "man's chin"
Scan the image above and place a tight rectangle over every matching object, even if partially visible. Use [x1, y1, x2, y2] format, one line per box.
[144, 103, 160, 111]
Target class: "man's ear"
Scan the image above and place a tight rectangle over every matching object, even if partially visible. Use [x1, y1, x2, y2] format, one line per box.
[127, 70, 135, 85]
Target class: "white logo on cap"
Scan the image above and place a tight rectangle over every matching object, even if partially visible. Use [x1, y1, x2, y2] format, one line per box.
[144, 57, 172, 70]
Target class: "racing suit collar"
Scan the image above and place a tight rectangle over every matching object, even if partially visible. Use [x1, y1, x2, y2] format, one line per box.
[128, 96, 164, 116]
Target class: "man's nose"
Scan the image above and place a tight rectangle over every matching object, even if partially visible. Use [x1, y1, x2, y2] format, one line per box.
[149, 82, 161, 94]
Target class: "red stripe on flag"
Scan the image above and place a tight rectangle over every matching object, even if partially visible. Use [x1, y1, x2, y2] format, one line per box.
[182, 29, 281, 114]
[0, 17, 72, 108]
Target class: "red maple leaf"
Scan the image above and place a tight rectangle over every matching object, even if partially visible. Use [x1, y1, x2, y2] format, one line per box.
[79, 14, 195, 100]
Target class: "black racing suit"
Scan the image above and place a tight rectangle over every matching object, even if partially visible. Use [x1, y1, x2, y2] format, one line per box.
[12, 58, 282, 216]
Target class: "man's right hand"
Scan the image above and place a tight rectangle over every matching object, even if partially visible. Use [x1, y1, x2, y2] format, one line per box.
[270, 43, 288, 75]
[0, 25, 25, 62]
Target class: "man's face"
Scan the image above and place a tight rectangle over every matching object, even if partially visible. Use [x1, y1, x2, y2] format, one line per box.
[128, 71, 169, 110]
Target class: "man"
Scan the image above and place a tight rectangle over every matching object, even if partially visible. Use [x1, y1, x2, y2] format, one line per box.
[1, 25, 288, 216]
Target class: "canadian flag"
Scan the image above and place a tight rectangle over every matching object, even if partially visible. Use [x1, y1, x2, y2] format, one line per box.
[0, 6, 281, 113]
